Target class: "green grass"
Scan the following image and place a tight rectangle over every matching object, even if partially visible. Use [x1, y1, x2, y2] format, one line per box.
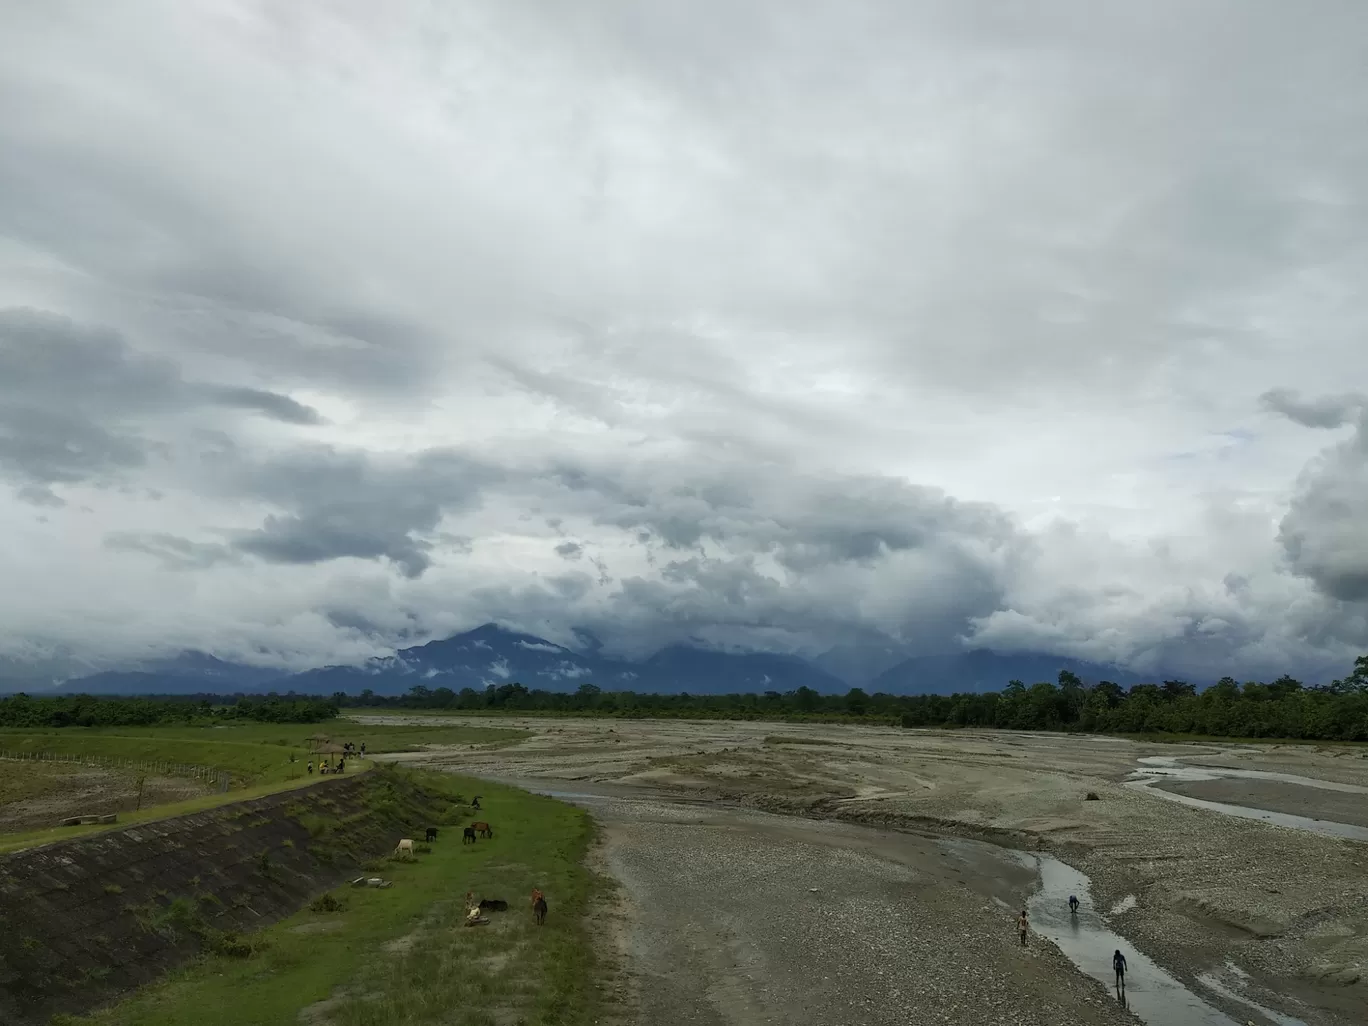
[64, 770, 614, 1026]
[0, 722, 528, 849]
[0, 722, 527, 784]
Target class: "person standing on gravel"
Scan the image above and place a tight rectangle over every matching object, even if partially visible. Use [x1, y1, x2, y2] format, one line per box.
[1113, 949, 1127, 994]
[1017, 910, 1029, 946]
[1068, 894, 1079, 915]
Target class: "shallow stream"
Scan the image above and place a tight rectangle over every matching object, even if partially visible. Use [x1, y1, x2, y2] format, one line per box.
[1126, 754, 1368, 842]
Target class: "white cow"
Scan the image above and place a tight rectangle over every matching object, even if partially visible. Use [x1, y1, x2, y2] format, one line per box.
[395, 838, 415, 857]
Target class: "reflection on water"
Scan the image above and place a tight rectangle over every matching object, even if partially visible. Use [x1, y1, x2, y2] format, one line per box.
[1127, 756, 1368, 842]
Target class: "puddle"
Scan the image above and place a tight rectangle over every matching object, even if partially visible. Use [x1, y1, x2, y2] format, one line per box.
[1021, 853, 1307, 1026]
[1127, 757, 1368, 842]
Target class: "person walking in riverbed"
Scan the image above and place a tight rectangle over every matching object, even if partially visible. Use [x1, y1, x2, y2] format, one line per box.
[1068, 894, 1079, 915]
[1017, 910, 1029, 946]
[1113, 949, 1127, 995]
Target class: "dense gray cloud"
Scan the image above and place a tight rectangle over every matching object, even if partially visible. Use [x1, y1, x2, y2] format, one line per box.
[1271, 401, 1368, 603]
[0, 308, 322, 502]
[1260, 389, 1366, 431]
[1, 1, 1367, 681]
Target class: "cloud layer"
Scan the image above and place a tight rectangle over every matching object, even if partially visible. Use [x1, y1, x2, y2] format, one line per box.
[1, 1, 1367, 681]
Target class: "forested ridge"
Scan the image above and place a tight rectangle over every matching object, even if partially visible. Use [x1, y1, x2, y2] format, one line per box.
[343, 654, 1368, 740]
[8, 655, 1365, 740]
[0, 693, 340, 728]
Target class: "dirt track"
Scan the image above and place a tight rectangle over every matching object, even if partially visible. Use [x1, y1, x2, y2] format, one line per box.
[365, 716, 1368, 1026]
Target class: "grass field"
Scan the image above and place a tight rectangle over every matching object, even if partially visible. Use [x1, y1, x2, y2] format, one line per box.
[0, 722, 530, 850]
[0, 722, 528, 783]
[59, 769, 616, 1026]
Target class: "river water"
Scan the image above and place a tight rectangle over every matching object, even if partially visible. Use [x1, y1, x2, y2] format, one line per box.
[1125, 754, 1368, 842]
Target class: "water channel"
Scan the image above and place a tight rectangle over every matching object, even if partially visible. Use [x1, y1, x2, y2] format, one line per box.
[1125, 754, 1368, 842]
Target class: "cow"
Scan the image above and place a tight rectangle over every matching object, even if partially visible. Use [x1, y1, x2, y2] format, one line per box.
[533, 893, 548, 926]
[425, 827, 438, 843]
[395, 838, 414, 857]
[462, 825, 477, 844]
[479, 898, 508, 911]
[472, 821, 493, 839]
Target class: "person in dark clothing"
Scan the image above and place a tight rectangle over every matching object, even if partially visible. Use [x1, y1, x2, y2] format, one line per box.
[1068, 894, 1079, 915]
[1113, 949, 1127, 994]
[307, 761, 314, 775]
[1017, 910, 1028, 946]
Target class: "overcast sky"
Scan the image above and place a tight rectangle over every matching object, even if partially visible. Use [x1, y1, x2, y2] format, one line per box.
[2, 1, 1366, 681]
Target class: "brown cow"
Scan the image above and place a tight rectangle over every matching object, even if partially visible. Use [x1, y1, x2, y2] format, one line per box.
[471, 821, 493, 839]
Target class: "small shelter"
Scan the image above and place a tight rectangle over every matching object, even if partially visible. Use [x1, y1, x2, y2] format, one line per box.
[307, 734, 334, 754]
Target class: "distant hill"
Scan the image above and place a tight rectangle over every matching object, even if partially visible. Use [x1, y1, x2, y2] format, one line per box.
[277, 625, 846, 696]
[54, 652, 285, 696]
[48, 623, 1195, 698]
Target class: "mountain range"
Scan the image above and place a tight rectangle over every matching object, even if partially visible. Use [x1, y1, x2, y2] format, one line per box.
[25, 623, 1164, 697]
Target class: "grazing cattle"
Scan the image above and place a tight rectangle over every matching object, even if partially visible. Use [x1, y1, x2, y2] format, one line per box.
[462, 826, 477, 844]
[533, 895, 548, 925]
[425, 827, 438, 842]
[479, 898, 508, 911]
[395, 838, 414, 857]
[472, 821, 493, 839]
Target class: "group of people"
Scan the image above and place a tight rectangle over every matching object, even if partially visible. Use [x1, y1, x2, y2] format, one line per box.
[1016, 896, 1129, 999]
[306, 741, 366, 776]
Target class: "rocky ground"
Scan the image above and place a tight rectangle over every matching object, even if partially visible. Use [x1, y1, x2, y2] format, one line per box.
[587, 792, 1138, 1026]
[362, 715, 1368, 1025]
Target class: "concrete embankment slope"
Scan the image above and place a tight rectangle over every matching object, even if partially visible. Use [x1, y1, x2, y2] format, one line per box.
[0, 769, 451, 1026]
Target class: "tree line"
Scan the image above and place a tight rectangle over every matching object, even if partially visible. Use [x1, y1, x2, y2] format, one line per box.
[345, 654, 1368, 741]
[0, 693, 341, 728]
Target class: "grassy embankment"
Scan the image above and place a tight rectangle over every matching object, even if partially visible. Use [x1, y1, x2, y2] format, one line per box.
[0, 722, 528, 852]
[54, 767, 615, 1026]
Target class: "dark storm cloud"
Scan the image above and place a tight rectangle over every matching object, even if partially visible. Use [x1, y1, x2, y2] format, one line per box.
[224, 447, 496, 579]
[197, 385, 324, 426]
[1260, 388, 1366, 430]
[0, 309, 322, 494]
[554, 541, 584, 559]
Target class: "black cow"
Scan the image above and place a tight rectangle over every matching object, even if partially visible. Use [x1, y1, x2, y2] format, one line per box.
[462, 825, 477, 844]
[425, 827, 438, 842]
